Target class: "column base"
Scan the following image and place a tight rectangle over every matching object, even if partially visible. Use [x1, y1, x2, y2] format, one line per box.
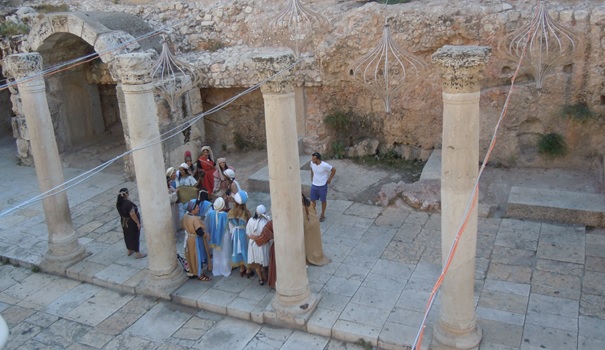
[42, 237, 88, 275]
[136, 265, 188, 300]
[431, 318, 482, 350]
[265, 289, 320, 329]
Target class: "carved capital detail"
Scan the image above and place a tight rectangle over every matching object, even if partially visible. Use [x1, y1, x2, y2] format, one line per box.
[110, 53, 153, 85]
[260, 79, 294, 94]
[253, 51, 296, 94]
[3, 53, 44, 88]
[432, 46, 491, 94]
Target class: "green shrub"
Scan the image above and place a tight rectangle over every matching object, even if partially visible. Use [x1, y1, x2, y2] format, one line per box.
[35, 4, 70, 13]
[0, 21, 29, 36]
[369, 0, 412, 4]
[561, 102, 593, 121]
[324, 111, 351, 133]
[538, 133, 567, 157]
[207, 40, 225, 52]
[324, 110, 353, 158]
[331, 141, 345, 159]
[352, 149, 424, 182]
[233, 132, 249, 150]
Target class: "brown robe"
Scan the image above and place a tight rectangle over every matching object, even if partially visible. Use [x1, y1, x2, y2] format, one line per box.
[255, 220, 275, 289]
[182, 213, 209, 277]
[303, 205, 331, 266]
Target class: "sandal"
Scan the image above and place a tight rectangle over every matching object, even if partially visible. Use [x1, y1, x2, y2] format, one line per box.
[259, 279, 265, 286]
[198, 274, 212, 281]
[319, 216, 326, 222]
[246, 270, 254, 279]
[135, 253, 147, 259]
[239, 267, 246, 278]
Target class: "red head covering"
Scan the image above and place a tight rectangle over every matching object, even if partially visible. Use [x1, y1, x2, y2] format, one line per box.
[184, 150, 192, 158]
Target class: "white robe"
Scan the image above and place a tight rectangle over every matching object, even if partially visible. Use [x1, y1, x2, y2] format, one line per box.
[246, 216, 271, 266]
[212, 225, 232, 277]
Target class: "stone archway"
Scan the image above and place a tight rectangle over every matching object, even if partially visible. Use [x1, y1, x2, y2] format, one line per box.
[12, 12, 159, 171]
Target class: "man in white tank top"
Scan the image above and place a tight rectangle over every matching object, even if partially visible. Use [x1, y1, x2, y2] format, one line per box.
[310, 152, 337, 222]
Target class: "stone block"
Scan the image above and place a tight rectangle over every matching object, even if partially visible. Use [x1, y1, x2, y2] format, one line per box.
[172, 280, 209, 308]
[307, 307, 339, 337]
[197, 288, 237, 315]
[506, 186, 605, 227]
[332, 320, 379, 347]
[49, 14, 69, 33]
[17, 139, 30, 158]
[250, 292, 274, 324]
[81, 18, 110, 48]
[346, 138, 379, 158]
[125, 303, 193, 342]
[419, 148, 433, 162]
[188, 88, 204, 115]
[12, 117, 28, 140]
[66, 260, 106, 284]
[226, 297, 256, 321]
[28, 18, 53, 51]
[94, 31, 140, 63]
[378, 321, 417, 350]
[419, 149, 441, 181]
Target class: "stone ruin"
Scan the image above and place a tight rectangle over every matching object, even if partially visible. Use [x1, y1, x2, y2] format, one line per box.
[0, 0, 604, 180]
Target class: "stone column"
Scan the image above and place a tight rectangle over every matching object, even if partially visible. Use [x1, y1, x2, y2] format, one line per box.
[115, 85, 136, 179]
[256, 52, 318, 326]
[3, 53, 85, 272]
[111, 53, 186, 296]
[294, 86, 306, 138]
[431, 46, 491, 350]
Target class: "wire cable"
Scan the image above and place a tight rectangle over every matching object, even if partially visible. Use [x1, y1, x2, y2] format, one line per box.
[410, 2, 539, 348]
[0, 57, 302, 218]
[0, 16, 189, 91]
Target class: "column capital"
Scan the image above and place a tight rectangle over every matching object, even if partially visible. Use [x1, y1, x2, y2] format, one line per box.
[253, 51, 296, 94]
[3, 53, 43, 87]
[432, 45, 491, 93]
[110, 53, 153, 85]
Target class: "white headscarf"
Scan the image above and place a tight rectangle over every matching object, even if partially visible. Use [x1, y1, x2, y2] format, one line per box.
[254, 204, 269, 232]
[213, 197, 225, 230]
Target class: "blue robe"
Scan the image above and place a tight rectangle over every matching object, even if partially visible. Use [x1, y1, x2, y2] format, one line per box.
[205, 209, 228, 249]
[229, 217, 248, 267]
[195, 235, 207, 277]
[198, 200, 213, 220]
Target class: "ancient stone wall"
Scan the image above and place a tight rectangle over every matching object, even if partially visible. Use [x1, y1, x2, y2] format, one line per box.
[2, 0, 605, 172]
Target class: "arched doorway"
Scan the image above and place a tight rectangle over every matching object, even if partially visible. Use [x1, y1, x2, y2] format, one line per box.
[20, 11, 159, 172]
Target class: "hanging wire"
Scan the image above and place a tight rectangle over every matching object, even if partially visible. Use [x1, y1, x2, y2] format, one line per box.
[411, 3, 544, 349]
[349, 2, 426, 113]
[0, 18, 184, 92]
[500, 0, 581, 89]
[268, 0, 329, 58]
[0, 57, 303, 219]
[150, 34, 202, 113]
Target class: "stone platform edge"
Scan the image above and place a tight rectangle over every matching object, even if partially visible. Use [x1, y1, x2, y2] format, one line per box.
[506, 186, 605, 227]
[0, 250, 408, 350]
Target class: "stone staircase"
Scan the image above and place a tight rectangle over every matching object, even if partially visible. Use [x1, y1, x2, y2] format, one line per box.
[248, 137, 311, 193]
[248, 154, 312, 193]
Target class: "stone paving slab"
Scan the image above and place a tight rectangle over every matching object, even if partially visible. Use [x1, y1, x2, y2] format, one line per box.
[125, 303, 195, 342]
[2, 144, 605, 349]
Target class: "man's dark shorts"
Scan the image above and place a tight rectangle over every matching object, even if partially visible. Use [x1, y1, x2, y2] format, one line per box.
[310, 184, 328, 202]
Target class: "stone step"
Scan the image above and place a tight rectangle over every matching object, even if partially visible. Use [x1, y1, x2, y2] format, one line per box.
[419, 149, 441, 181]
[506, 186, 605, 227]
[248, 154, 311, 194]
